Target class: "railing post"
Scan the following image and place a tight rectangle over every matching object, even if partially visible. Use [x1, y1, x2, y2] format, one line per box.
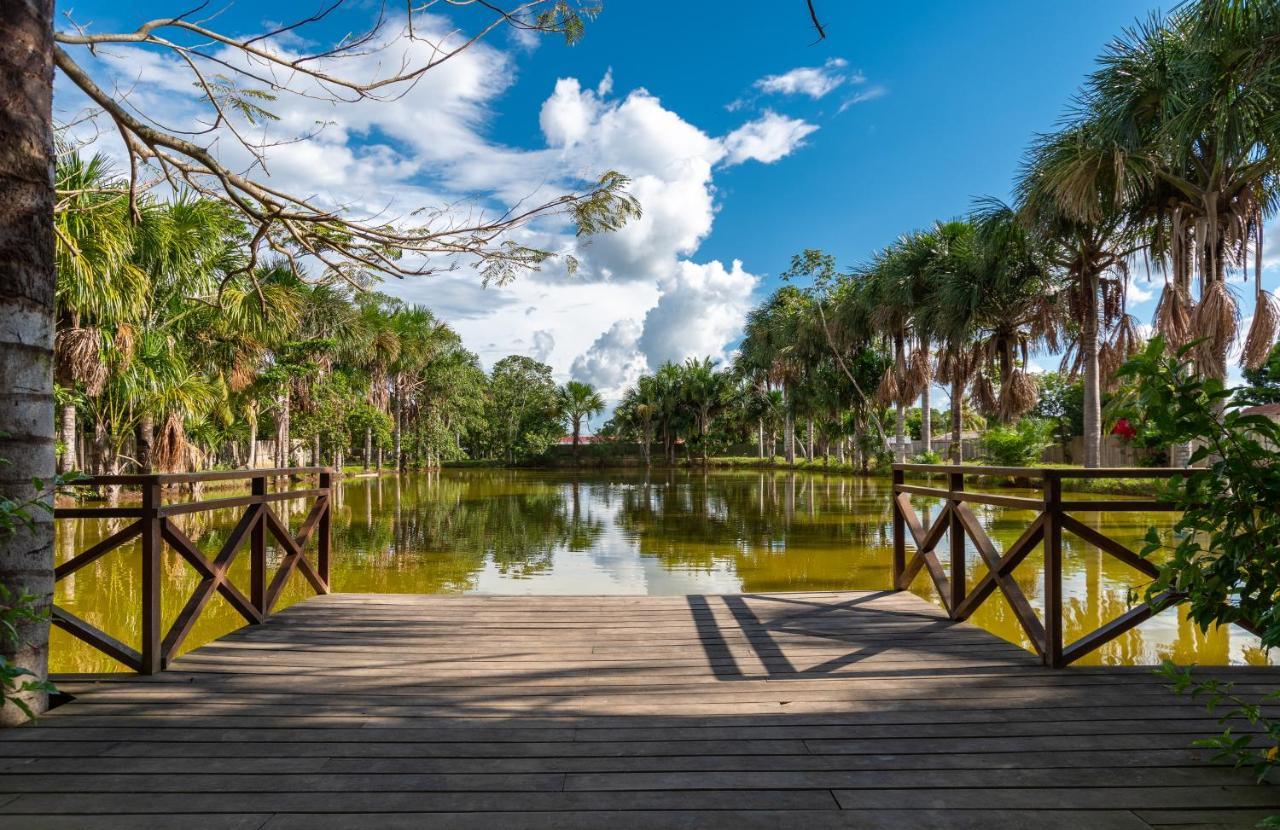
[318, 469, 332, 592]
[250, 474, 267, 617]
[1043, 470, 1064, 668]
[947, 469, 966, 617]
[139, 478, 162, 675]
[891, 466, 905, 590]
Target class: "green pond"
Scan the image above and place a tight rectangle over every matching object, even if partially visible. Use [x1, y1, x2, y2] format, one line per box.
[52, 468, 1272, 673]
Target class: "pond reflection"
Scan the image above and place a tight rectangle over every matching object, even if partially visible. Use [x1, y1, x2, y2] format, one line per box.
[52, 468, 1271, 672]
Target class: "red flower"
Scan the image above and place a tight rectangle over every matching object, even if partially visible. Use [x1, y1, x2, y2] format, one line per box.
[1111, 418, 1137, 441]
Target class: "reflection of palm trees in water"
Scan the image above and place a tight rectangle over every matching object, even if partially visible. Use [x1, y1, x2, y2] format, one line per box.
[613, 471, 897, 591]
[330, 471, 606, 584]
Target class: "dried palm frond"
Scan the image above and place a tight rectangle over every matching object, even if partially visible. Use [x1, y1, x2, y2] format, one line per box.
[55, 326, 108, 395]
[1058, 341, 1082, 380]
[1100, 275, 1125, 328]
[901, 347, 932, 403]
[1154, 282, 1193, 350]
[154, 412, 194, 473]
[875, 370, 899, 407]
[228, 359, 255, 393]
[1102, 314, 1146, 391]
[113, 323, 136, 366]
[998, 369, 1038, 422]
[1028, 293, 1061, 353]
[1242, 217, 1277, 370]
[972, 373, 997, 418]
[1098, 340, 1121, 389]
[1193, 280, 1239, 379]
[1242, 289, 1280, 370]
[934, 349, 959, 385]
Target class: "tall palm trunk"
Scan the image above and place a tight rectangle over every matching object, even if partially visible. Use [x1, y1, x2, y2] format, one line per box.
[807, 417, 814, 460]
[275, 391, 290, 468]
[757, 418, 764, 459]
[950, 374, 964, 464]
[0, 0, 57, 724]
[783, 383, 795, 465]
[135, 412, 154, 472]
[895, 402, 906, 462]
[363, 426, 372, 471]
[246, 413, 257, 469]
[394, 394, 403, 471]
[57, 403, 75, 474]
[920, 384, 931, 455]
[1081, 272, 1101, 468]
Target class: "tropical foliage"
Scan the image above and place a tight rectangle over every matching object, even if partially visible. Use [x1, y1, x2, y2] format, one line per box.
[51, 155, 616, 476]
[1114, 338, 1280, 801]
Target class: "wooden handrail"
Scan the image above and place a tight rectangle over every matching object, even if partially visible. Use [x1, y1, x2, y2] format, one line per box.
[893, 463, 1192, 479]
[52, 467, 334, 674]
[889, 463, 1255, 668]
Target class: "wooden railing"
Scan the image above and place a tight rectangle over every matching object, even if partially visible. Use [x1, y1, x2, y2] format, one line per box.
[53, 468, 333, 674]
[891, 463, 1259, 668]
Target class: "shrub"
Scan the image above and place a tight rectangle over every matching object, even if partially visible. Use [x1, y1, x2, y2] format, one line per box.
[1114, 337, 1280, 799]
[979, 418, 1054, 466]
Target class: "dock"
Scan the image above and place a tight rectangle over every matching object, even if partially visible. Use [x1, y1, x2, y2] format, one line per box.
[3, 590, 1279, 828]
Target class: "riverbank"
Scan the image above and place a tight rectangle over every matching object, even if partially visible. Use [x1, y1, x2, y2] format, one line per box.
[689, 456, 1165, 496]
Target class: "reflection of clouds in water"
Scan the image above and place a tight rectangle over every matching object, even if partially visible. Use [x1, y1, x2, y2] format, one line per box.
[472, 479, 742, 594]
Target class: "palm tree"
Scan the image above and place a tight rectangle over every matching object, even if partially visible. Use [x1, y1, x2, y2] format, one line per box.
[677, 358, 734, 461]
[1065, 1, 1280, 384]
[52, 154, 145, 474]
[915, 220, 981, 462]
[858, 231, 941, 461]
[738, 286, 810, 464]
[618, 376, 659, 466]
[559, 380, 605, 460]
[1017, 124, 1145, 467]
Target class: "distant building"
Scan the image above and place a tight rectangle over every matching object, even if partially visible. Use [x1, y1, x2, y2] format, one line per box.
[556, 434, 605, 445]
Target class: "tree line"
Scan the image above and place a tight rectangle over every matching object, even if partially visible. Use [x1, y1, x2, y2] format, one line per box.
[53, 154, 615, 477]
[608, 2, 1280, 468]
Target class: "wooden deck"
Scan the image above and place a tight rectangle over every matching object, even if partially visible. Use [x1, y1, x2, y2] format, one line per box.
[2, 590, 1278, 829]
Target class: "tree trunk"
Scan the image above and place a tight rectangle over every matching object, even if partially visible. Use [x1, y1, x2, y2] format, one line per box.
[363, 426, 371, 471]
[950, 374, 964, 464]
[394, 393, 403, 472]
[1081, 272, 1101, 469]
[0, 0, 56, 724]
[572, 418, 581, 461]
[920, 383, 931, 455]
[783, 384, 795, 465]
[57, 402, 75, 474]
[135, 412, 154, 472]
[807, 418, 814, 460]
[313, 434, 321, 467]
[757, 418, 764, 459]
[895, 402, 906, 462]
[246, 414, 257, 469]
[276, 391, 290, 469]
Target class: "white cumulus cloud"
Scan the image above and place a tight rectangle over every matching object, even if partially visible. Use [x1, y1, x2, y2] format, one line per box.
[61, 17, 813, 398]
[638, 260, 759, 368]
[721, 111, 819, 166]
[754, 57, 851, 99]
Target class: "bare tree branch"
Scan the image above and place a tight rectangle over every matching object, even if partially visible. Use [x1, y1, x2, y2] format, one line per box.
[53, 1, 637, 293]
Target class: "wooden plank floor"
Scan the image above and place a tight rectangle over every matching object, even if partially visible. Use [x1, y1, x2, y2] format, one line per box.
[2, 590, 1278, 829]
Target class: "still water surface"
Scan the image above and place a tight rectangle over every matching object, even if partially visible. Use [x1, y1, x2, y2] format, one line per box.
[52, 468, 1272, 673]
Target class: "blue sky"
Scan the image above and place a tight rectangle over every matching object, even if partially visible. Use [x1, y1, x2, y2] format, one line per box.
[57, 1, 1277, 404]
